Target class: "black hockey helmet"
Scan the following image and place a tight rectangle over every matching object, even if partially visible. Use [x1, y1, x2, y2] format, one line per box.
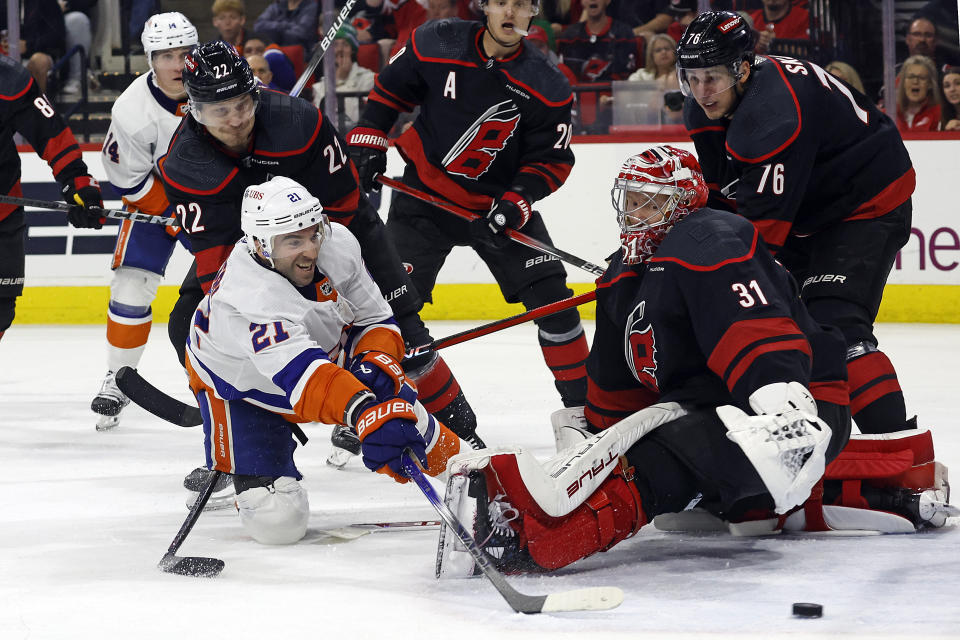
[183, 40, 258, 105]
[676, 11, 753, 70]
[676, 11, 754, 97]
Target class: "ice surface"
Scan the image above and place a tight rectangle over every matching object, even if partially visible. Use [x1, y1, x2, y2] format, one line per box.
[1, 322, 958, 639]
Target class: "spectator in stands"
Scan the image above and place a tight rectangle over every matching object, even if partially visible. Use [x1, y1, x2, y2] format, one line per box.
[60, 0, 97, 95]
[12, 0, 66, 94]
[542, 0, 581, 37]
[366, 0, 463, 63]
[243, 36, 268, 56]
[627, 32, 678, 91]
[825, 60, 866, 95]
[526, 24, 565, 70]
[632, 0, 677, 42]
[664, 0, 699, 44]
[904, 17, 938, 64]
[254, 0, 319, 54]
[940, 65, 960, 130]
[557, 0, 638, 83]
[247, 53, 283, 90]
[213, 0, 250, 51]
[896, 54, 942, 132]
[264, 46, 297, 91]
[915, 0, 960, 67]
[128, 0, 153, 43]
[311, 24, 374, 129]
[751, 0, 810, 55]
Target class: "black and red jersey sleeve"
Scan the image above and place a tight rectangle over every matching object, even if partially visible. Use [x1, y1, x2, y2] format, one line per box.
[511, 87, 575, 203]
[655, 213, 814, 409]
[361, 32, 427, 133]
[300, 112, 364, 225]
[0, 58, 88, 185]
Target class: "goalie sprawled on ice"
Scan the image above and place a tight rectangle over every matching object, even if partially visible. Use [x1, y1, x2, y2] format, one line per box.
[437, 146, 957, 577]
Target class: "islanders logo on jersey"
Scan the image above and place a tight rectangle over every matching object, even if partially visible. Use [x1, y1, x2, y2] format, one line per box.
[442, 100, 520, 180]
[624, 300, 659, 392]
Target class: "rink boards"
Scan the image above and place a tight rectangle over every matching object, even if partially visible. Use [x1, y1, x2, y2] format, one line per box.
[14, 139, 960, 323]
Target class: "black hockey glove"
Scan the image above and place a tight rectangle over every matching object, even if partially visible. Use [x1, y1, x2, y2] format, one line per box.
[62, 176, 105, 229]
[470, 190, 532, 250]
[346, 126, 388, 193]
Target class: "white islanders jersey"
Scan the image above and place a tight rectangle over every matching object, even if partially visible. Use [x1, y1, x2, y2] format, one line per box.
[102, 72, 187, 212]
[186, 225, 399, 415]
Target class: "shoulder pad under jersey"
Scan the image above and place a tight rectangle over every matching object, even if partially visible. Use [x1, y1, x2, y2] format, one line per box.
[652, 209, 758, 269]
[0, 55, 33, 98]
[725, 58, 801, 163]
[255, 89, 320, 143]
[160, 121, 236, 196]
[504, 46, 573, 106]
[410, 18, 477, 62]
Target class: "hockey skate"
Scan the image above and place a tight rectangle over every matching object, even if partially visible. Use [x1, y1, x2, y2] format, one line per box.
[327, 424, 361, 468]
[436, 456, 540, 579]
[184, 467, 236, 511]
[91, 370, 131, 431]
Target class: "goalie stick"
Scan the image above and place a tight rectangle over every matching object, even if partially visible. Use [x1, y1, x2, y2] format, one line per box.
[0, 193, 177, 226]
[377, 176, 606, 277]
[159, 469, 226, 578]
[400, 449, 624, 614]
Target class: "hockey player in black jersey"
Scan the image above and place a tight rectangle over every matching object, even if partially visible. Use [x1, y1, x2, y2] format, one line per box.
[159, 41, 481, 459]
[677, 11, 917, 436]
[347, 0, 590, 415]
[434, 146, 956, 577]
[0, 55, 104, 342]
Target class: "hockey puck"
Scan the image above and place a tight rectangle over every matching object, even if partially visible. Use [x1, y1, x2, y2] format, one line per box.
[792, 602, 823, 618]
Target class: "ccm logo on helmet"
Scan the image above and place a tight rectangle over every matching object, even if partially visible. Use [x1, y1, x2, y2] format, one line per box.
[718, 16, 742, 32]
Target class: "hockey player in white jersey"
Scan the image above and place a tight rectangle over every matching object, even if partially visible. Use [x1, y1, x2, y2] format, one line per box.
[185, 176, 463, 544]
[90, 12, 197, 431]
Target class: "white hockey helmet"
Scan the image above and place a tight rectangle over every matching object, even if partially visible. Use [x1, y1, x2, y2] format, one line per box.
[141, 12, 198, 65]
[241, 176, 328, 267]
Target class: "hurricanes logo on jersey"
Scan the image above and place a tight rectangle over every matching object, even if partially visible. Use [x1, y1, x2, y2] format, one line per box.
[442, 100, 520, 180]
[624, 301, 659, 392]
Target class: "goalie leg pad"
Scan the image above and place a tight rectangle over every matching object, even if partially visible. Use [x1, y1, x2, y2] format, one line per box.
[236, 476, 309, 545]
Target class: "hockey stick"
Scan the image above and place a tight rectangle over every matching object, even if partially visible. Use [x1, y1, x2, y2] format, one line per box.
[115, 367, 201, 427]
[159, 469, 226, 577]
[400, 449, 624, 614]
[377, 176, 607, 277]
[0, 194, 177, 226]
[289, 0, 358, 98]
[405, 289, 597, 359]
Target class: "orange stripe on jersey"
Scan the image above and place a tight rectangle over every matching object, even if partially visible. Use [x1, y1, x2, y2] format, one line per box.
[111, 220, 133, 269]
[353, 326, 405, 362]
[708, 316, 809, 388]
[123, 178, 171, 217]
[424, 422, 461, 477]
[106, 313, 152, 349]
[293, 362, 369, 425]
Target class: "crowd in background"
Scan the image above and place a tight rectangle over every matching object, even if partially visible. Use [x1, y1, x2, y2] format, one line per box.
[2, 0, 959, 135]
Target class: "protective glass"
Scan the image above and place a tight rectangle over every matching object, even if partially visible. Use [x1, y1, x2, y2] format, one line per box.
[190, 93, 259, 127]
[678, 63, 741, 98]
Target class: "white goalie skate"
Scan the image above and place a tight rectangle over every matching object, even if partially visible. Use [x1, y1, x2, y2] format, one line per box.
[91, 370, 131, 431]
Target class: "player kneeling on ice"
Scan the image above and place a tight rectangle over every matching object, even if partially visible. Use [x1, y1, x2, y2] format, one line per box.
[437, 146, 958, 576]
[185, 176, 463, 545]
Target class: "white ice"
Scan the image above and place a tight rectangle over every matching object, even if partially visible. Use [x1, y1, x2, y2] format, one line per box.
[1, 322, 958, 639]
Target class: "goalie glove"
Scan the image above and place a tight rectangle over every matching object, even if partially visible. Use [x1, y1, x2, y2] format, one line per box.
[349, 397, 426, 482]
[346, 126, 388, 192]
[470, 188, 532, 250]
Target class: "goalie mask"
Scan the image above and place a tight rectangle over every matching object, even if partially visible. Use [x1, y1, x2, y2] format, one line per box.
[612, 146, 709, 264]
[241, 176, 329, 269]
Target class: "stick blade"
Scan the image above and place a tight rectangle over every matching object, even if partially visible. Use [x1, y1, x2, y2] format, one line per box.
[159, 553, 225, 578]
[539, 587, 624, 613]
